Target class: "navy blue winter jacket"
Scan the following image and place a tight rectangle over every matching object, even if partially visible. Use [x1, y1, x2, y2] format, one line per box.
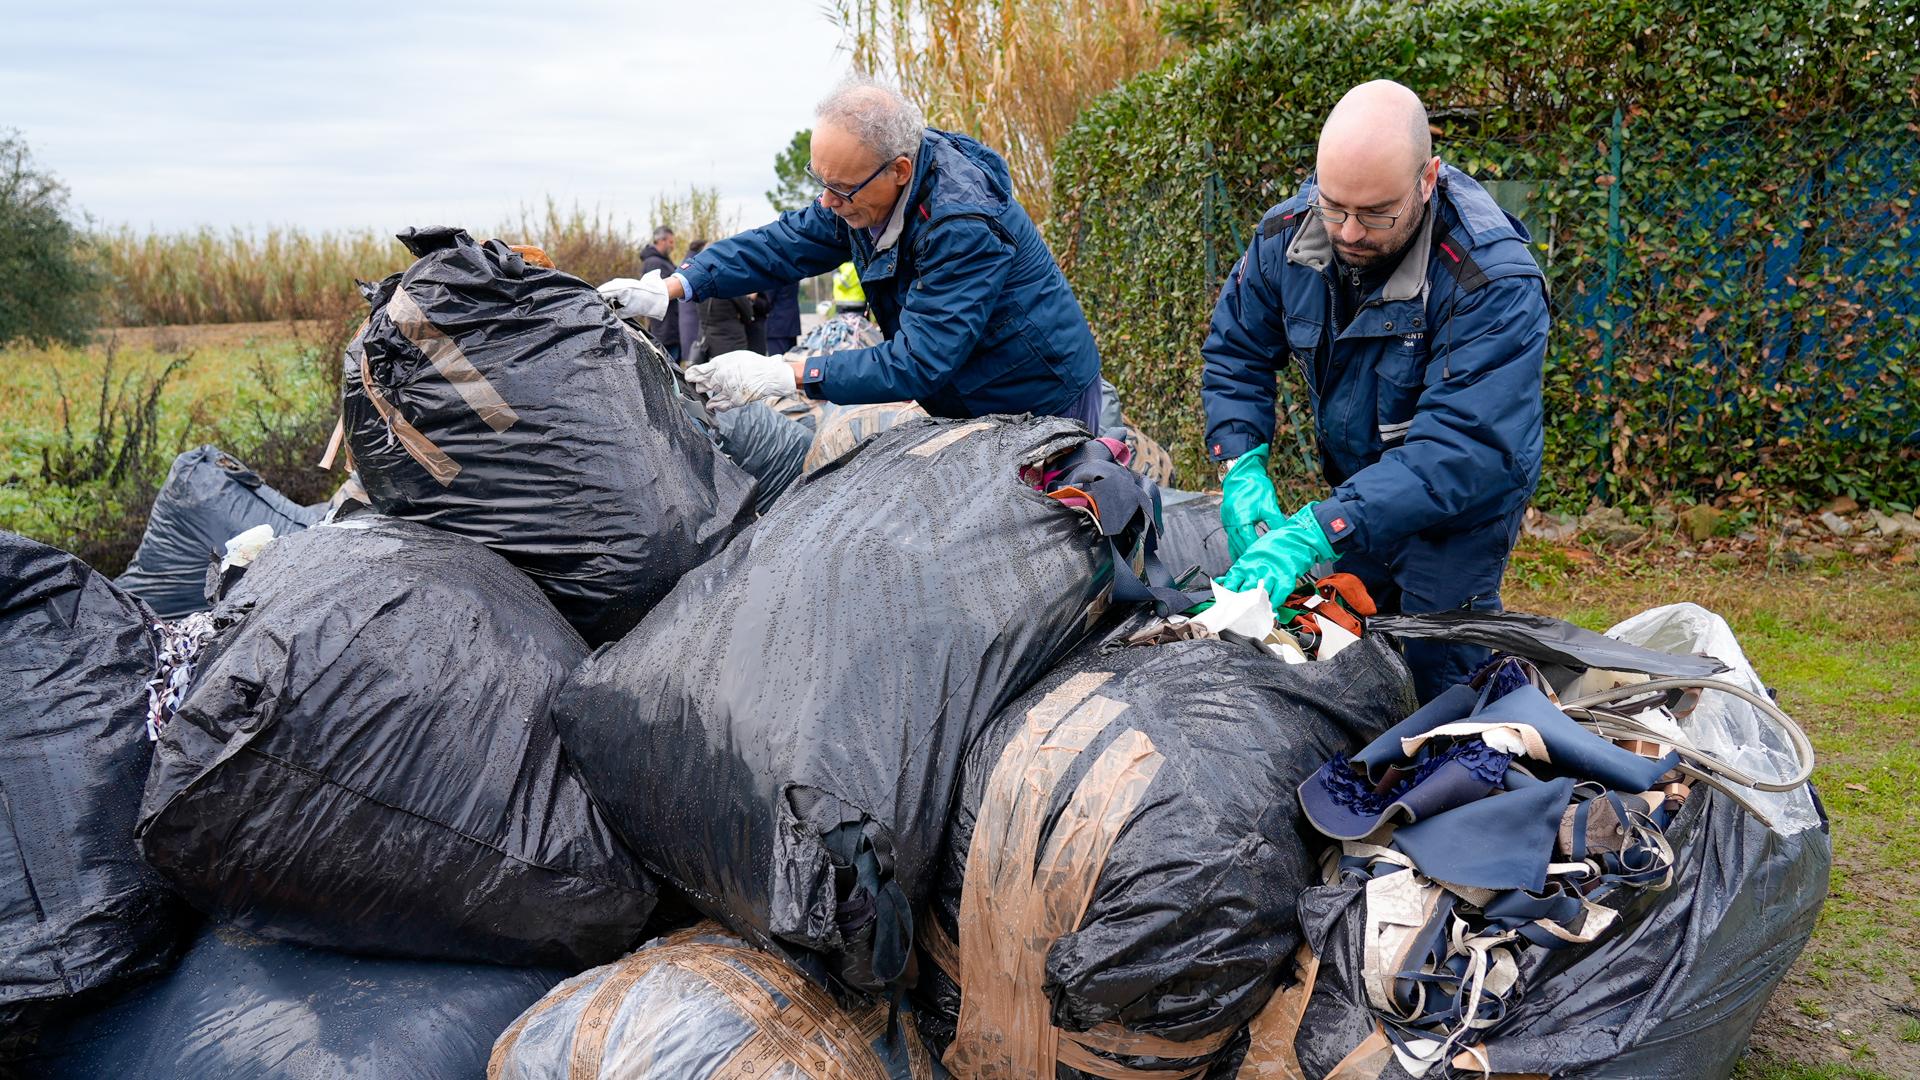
[678, 129, 1100, 419]
[1202, 166, 1548, 554]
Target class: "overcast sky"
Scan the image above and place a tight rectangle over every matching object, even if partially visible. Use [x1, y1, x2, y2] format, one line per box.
[2, 1, 849, 236]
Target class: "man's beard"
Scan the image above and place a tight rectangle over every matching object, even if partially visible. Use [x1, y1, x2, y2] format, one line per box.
[1334, 199, 1424, 273]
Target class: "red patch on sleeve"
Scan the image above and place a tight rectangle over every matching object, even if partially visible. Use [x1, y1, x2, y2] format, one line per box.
[1331, 517, 1348, 533]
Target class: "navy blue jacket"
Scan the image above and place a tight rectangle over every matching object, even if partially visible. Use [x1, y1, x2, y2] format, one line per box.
[1202, 166, 1548, 555]
[678, 129, 1100, 419]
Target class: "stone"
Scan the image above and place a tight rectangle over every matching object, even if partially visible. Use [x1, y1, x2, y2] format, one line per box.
[1782, 518, 1807, 536]
[1679, 504, 1726, 542]
[1823, 495, 1860, 515]
[1578, 506, 1642, 547]
[1819, 511, 1854, 537]
[1523, 508, 1579, 543]
[1736, 530, 1759, 543]
[1868, 509, 1920, 538]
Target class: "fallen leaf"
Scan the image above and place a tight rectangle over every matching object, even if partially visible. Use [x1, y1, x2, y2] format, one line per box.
[1844, 783, 1870, 794]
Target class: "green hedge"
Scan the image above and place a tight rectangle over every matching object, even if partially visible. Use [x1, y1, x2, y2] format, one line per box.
[1051, 0, 1920, 510]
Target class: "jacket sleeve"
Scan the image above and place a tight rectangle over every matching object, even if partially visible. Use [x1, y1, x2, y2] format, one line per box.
[1201, 227, 1291, 461]
[1312, 275, 1548, 552]
[680, 204, 848, 301]
[798, 216, 1015, 404]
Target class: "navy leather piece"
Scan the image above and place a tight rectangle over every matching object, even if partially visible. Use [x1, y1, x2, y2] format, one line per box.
[1391, 777, 1576, 892]
[1475, 685, 1681, 792]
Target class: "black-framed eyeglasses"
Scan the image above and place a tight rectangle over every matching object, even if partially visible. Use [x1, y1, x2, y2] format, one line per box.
[1308, 180, 1422, 230]
[806, 158, 898, 202]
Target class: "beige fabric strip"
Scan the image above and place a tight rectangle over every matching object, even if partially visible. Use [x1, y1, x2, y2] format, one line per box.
[384, 285, 519, 433]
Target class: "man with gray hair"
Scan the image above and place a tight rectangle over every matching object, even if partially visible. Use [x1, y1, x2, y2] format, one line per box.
[637, 224, 680, 359]
[601, 75, 1103, 428]
[1202, 79, 1549, 702]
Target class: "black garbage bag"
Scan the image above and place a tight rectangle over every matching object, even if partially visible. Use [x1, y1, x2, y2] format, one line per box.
[27, 924, 567, 1080]
[710, 401, 814, 512]
[916, 623, 1418, 1078]
[114, 446, 323, 617]
[556, 416, 1135, 995]
[489, 922, 939, 1080]
[0, 533, 189, 1052]
[136, 516, 657, 968]
[1156, 489, 1230, 582]
[342, 226, 756, 644]
[1291, 786, 1831, 1079]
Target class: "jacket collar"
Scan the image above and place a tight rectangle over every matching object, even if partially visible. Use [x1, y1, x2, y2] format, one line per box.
[1286, 190, 1436, 304]
[871, 163, 916, 253]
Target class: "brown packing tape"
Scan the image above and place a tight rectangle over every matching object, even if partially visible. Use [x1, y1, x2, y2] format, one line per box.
[907, 419, 994, 458]
[948, 666, 1181, 1080]
[682, 944, 897, 1080]
[355, 343, 462, 486]
[1449, 1043, 1549, 1079]
[383, 286, 520, 433]
[1232, 943, 1322, 1080]
[318, 414, 346, 471]
[947, 679, 1125, 1077]
[1323, 1025, 1395, 1080]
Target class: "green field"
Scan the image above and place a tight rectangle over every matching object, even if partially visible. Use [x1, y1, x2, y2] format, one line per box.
[1, 324, 1915, 1075]
[0, 321, 344, 573]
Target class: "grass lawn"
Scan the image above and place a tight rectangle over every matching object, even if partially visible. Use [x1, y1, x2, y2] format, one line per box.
[1507, 541, 1920, 1079]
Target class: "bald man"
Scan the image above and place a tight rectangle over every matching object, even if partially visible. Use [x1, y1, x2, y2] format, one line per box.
[1203, 81, 1548, 701]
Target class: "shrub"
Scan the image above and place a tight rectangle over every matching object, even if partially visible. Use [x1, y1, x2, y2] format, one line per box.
[1052, 0, 1920, 510]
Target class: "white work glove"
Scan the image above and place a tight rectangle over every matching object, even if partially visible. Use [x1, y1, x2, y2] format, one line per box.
[685, 350, 798, 411]
[597, 270, 672, 322]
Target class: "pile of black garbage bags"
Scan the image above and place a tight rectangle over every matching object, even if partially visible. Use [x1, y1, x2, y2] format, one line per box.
[2, 228, 1828, 1080]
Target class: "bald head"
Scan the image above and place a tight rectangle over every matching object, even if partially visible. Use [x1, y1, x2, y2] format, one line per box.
[1312, 81, 1437, 270]
[1318, 81, 1431, 188]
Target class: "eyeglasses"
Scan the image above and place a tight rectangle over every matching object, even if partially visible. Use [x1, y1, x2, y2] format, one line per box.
[1307, 180, 1422, 230]
[806, 159, 898, 202]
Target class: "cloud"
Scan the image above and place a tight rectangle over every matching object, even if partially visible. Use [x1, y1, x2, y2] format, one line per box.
[3, 0, 848, 232]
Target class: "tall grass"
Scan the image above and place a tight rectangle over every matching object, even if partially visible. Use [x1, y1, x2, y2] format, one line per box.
[834, 0, 1182, 222]
[93, 185, 735, 328]
[97, 225, 401, 327]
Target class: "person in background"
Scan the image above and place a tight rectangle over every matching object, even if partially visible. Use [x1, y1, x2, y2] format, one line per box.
[700, 292, 758, 357]
[600, 74, 1101, 427]
[1201, 80, 1549, 702]
[746, 291, 771, 355]
[763, 279, 803, 355]
[831, 260, 867, 315]
[638, 226, 680, 360]
[676, 239, 708, 363]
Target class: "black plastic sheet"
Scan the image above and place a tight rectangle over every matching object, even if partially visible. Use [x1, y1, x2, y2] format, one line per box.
[556, 416, 1124, 995]
[1156, 489, 1230, 582]
[342, 226, 756, 644]
[26, 924, 566, 1080]
[1370, 609, 1730, 678]
[114, 446, 322, 617]
[136, 516, 656, 967]
[1293, 786, 1831, 1079]
[918, 624, 1418, 1075]
[0, 534, 189, 1055]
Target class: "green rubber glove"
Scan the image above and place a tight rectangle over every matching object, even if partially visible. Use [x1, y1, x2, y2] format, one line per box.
[1218, 503, 1337, 614]
[1220, 445, 1287, 561]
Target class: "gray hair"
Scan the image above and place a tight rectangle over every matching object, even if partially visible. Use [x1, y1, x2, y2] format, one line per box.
[815, 73, 925, 164]
[651, 224, 675, 243]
